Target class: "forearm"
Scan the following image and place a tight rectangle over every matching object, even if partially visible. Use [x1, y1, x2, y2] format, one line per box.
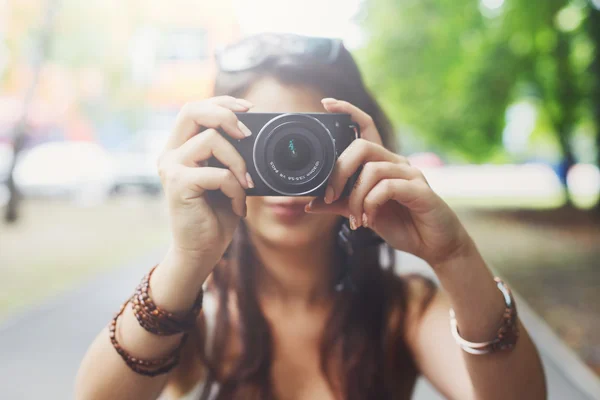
[433, 237, 546, 400]
[75, 247, 213, 400]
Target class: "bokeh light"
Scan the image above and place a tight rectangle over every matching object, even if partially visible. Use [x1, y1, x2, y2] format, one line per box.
[480, 0, 505, 11]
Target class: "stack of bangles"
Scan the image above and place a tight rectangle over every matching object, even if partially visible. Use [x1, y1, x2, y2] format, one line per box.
[109, 265, 203, 377]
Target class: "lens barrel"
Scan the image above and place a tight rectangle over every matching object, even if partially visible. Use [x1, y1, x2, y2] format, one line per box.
[253, 114, 336, 195]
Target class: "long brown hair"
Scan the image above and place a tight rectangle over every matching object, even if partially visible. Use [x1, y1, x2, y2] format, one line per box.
[177, 36, 432, 400]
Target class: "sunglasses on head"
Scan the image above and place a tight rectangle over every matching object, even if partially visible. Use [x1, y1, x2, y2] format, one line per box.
[215, 33, 343, 73]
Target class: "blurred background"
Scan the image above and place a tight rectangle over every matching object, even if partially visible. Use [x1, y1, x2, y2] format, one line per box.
[0, 0, 599, 398]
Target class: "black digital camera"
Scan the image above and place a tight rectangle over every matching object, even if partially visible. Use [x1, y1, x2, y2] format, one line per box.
[212, 113, 359, 196]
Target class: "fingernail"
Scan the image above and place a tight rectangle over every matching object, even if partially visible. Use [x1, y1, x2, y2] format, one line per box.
[231, 103, 248, 112]
[321, 98, 337, 104]
[246, 172, 255, 189]
[349, 215, 357, 230]
[324, 186, 334, 204]
[362, 213, 368, 228]
[304, 202, 313, 213]
[238, 120, 252, 137]
[236, 98, 254, 108]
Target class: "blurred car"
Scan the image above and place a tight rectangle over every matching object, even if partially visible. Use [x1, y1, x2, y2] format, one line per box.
[420, 163, 564, 207]
[111, 130, 169, 195]
[13, 141, 115, 202]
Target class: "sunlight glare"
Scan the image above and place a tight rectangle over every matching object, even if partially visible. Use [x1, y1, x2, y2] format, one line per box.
[481, 0, 505, 11]
[231, 0, 364, 48]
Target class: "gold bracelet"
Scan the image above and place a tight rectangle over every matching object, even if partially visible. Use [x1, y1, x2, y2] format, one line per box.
[449, 277, 519, 355]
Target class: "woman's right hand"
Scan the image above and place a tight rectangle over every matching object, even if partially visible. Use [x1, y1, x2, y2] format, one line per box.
[157, 96, 255, 269]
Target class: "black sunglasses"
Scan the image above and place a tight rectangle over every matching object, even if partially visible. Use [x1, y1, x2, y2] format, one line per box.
[215, 33, 343, 73]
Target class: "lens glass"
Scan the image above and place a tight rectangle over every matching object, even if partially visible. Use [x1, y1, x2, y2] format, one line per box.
[266, 125, 323, 186]
[273, 134, 312, 171]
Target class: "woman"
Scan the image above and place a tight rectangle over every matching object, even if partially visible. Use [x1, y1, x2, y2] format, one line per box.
[76, 34, 546, 399]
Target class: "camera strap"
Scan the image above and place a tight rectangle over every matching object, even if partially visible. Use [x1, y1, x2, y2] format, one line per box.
[335, 220, 386, 292]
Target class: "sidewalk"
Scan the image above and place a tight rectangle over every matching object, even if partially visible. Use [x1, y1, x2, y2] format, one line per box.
[0, 250, 598, 399]
[0, 249, 166, 400]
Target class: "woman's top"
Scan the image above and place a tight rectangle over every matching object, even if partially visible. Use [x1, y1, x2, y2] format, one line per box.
[160, 292, 220, 400]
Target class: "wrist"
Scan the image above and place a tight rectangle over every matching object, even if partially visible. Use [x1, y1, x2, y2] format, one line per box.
[150, 246, 216, 314]
[431, 230, 477, 273]
[429, 237, 507, 342]
[169, 243, 219, 269]
[169, 242, 222, 269]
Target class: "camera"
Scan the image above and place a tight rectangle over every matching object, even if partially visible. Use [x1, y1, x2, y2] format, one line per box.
[211, 113, 359, 196]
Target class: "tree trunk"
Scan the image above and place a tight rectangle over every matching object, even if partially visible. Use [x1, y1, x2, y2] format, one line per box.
[553, 31, 578, 206]
[588, 6, 600, 212]
[4, 0, 59, 223]
[4, 124, 26, 222]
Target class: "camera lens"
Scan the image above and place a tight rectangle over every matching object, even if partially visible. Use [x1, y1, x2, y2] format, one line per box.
[273, 135, 312, 171]
[265, 125, 323, 186]
[253, 114, 337, 195]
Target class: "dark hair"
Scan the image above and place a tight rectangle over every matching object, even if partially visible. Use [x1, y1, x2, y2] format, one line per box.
[174, 37, 432, 400]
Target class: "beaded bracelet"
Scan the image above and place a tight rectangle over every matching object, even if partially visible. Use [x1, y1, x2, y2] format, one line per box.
[109, 300, 188, 377]
[449, 277, 519, 355]
[131, 265, 203, 336]
[108, 265, 203, 377]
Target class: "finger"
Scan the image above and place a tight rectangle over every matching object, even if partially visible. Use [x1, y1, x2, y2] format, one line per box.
[348, 162, 421, 229]
[173, 129, 251, 189]
[305, 197, 350, 217]
[363, 179, 431, 225]
[324, 138, 405, 204]
[165, 97, 254, 151]
[321, 98, 382, 145]
[182, 167, 247, 217]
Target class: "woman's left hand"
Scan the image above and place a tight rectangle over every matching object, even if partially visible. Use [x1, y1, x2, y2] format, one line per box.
[306, 98, 474, 268]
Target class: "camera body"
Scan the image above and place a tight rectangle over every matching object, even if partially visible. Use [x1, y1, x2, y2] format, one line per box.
[211, 112, 359, 196]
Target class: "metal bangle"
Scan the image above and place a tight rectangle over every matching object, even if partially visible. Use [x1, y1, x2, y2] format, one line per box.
[449, 277, 519, 355]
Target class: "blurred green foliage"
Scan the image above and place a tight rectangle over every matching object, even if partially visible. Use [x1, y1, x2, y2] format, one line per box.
[358, 0, 600, 165]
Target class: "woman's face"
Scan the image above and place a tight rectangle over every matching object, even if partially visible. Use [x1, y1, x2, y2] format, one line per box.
[242, 77, 340, 249]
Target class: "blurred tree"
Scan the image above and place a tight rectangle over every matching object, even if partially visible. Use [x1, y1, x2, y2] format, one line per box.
[3, 0, 145, 223]
[357, 0, 516, 162]
[510, 0, 583, 186]
[587, 3, 600, 209]
[358, 0, 598, 195]
[4, 0, 59, 223]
